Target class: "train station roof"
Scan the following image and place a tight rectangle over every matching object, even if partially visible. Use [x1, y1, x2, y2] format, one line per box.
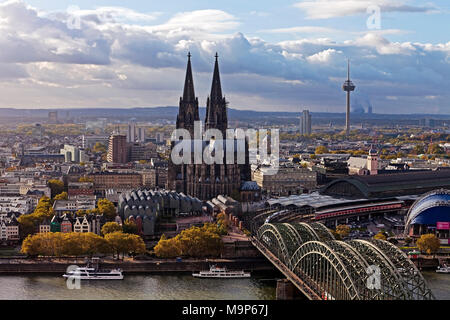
[321, 169, 450, 199]
[266, 192, 367, 210]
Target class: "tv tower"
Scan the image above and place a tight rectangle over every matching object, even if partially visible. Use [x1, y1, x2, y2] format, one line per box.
[342, 59, 355, 136]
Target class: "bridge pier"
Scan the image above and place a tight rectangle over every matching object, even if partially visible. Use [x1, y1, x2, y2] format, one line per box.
[276, 279, 295, 300]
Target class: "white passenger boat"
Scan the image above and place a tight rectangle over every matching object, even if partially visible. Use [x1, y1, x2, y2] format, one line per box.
[62, 259, 123, 280]
[192, 265, 251, 278]
[436, 263, 450, 274]
[63, 266, 123, 280]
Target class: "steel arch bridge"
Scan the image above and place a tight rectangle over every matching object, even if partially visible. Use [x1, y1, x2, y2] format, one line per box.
[254, 222, 435, 300]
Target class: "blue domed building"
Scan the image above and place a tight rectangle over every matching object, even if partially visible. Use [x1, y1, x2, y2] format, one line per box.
[405, 189, 450, 243]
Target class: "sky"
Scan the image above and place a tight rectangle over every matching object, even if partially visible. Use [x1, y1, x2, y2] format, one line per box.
[0, 0, 449, 114]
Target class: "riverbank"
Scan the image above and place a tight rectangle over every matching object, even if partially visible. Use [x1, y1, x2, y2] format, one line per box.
[0, 257, 276, 274]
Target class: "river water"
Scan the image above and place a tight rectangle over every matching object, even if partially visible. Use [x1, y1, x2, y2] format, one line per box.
[0, 272, 447, 300]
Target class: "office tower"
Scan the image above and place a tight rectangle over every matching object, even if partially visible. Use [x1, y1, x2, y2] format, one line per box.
[127, 122, 136, 143]
[299, 110, 312, 135]
[107, 134, 128, 163]
[137, 127, 146, 143]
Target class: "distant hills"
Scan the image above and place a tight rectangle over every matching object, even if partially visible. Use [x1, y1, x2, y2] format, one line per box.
[0, 107, 449, 125]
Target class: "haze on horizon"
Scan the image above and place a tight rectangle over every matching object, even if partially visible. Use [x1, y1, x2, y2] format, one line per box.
[0, 0, 448, 114]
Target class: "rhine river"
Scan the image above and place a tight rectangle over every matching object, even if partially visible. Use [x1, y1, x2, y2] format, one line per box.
[0, 272, 447, 300]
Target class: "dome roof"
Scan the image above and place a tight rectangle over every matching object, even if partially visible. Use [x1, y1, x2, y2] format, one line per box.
[405, 189, 450, 229]
[368, 145, 377, 155]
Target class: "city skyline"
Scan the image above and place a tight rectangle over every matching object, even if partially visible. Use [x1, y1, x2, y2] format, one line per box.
[0, 0, 448, 114]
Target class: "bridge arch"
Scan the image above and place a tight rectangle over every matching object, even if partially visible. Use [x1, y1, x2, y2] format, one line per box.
[347, 240, 412, 300]
[369, 239, 435, 300]
[289, 241, 361, 300]
[256, 223, 300, 263]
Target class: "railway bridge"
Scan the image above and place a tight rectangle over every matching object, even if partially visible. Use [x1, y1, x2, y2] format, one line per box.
[252, 222, 435, 300]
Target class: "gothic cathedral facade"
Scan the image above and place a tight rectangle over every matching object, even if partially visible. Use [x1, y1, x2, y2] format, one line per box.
[167, 53, 251, 201]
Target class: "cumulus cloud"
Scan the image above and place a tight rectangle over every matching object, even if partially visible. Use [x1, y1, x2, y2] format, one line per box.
[0, 0, 448, 114]
[294, 0, 436, 19]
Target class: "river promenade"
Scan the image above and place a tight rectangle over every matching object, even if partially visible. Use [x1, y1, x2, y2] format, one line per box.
[0, 256, 275, 274]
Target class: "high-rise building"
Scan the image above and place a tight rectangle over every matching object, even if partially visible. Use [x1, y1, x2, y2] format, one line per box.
[137, 127, 146, 143]
[299, 110, 312, 135]
[127, 123, 136, 143]
[107, 134, 128, 164]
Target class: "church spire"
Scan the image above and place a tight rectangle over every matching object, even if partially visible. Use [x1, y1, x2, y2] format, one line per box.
[205, 53, 227, 135]
[183, 52, 196, 102]
[177, 52, 199, 135]
[210, 52, 223, 102]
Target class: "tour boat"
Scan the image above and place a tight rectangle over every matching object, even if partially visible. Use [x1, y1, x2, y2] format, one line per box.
[192, 265, 251, 278]
[63, 266, 123, 280]
[436, 263, 450, 274]
[62, 259, 124, 280]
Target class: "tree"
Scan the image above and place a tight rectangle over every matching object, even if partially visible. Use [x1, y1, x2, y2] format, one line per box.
[54, 191, 68, 201]
[97, 199, 116, 221]
[48, 179, 64, 198]
[123, 218, 138, 234]
[335, 225, 350, 239]
[93, 142, 106, 153]
[216, 213, 229, 235]
[315, 146, 329, 154]
[101, 222, 123, 235]
[154, 223, 223, 258]
[417, 234, 440, 255]
[427, 143, 445, 155]
[373, 232, 387, 241]
[104, 231, 145, 259]
[18, 196, 54, 239]
[413, 144, 425, 155]
[404, 237, 413, 246]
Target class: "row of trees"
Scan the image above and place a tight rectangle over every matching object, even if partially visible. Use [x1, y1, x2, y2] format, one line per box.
[154, 223, 223, 258]
[21, 231, 145, 259]
[101, 221, 138, 236]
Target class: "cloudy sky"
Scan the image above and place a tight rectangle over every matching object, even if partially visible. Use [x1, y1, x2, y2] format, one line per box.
[0, 0, 449, 114]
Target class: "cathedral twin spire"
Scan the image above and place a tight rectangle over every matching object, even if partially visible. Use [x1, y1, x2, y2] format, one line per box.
[178, 52, 227, 136]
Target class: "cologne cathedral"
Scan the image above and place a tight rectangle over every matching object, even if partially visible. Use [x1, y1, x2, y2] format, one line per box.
[167, 53, 252, 201]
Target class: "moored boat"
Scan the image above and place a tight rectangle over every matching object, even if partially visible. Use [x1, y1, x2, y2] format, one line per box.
[192, 265, 250, 278]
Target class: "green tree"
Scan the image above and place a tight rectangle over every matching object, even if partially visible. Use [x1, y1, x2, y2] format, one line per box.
[315, 146, 329, 154]
[97, 199, 116, 221]
[417, 234, 440, 255]
[123, 218, 138, 234]
[428, 143, 445, 154]
[373, 232, 387, 241]
[18, 196, 54, 239]
[93, 142, 107, 153]
[54, 191, 68, 201]
[335, 225, 350, 239]
[48, 179, 64, 198]
[101, 222, 123, 235]
[104, 231, 145, 259]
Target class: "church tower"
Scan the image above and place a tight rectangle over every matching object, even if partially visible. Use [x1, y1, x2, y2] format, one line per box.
[367, 145, 378, 175]
[176, 52, 199, 137]
[205, 53, 228, 136]
[168, 53, 199, 192]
